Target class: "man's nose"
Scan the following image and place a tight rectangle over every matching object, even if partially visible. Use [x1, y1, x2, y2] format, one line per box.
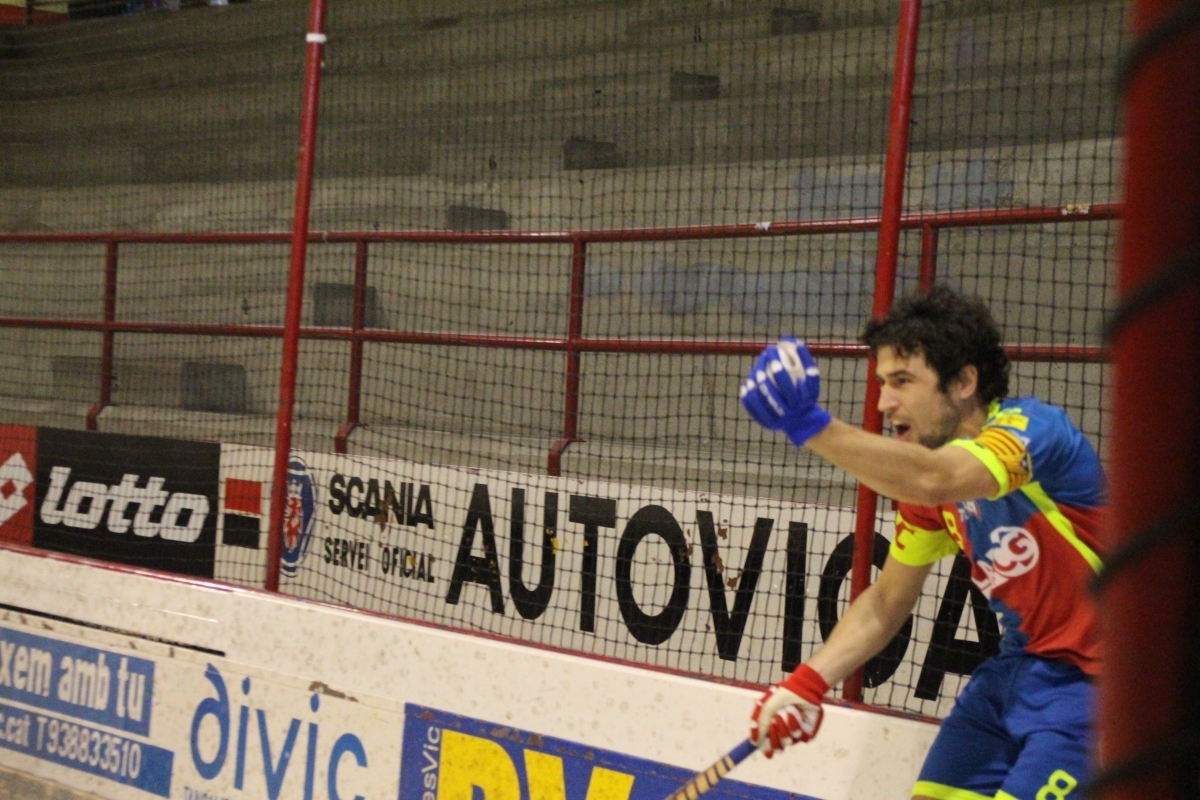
[877, 386, 898, 414]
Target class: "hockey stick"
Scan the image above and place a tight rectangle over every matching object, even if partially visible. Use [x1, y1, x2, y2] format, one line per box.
[664, 739, 758, 800]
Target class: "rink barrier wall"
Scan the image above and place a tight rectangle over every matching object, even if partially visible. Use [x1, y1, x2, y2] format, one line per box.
[0, 545, 939, 800]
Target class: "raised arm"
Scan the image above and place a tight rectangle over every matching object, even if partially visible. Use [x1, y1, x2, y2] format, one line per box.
[740, 339, 998, 506]
[806, 419, 997, 506]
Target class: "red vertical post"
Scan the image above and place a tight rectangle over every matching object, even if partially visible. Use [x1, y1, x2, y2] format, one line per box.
[918, 224, 938, 292]
[266, 0, 328, 593]
[548, 238, 587, 476]
[843, 0, 922, 703]
[87, 241, 118, 431]
[1099, 0, 1200, 797]
[335, 239, 368, 454]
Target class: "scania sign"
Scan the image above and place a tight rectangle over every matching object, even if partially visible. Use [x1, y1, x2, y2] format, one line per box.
[33, 429, 220, 578]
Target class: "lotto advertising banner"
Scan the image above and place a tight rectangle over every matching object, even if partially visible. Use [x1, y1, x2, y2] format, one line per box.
[0, 424, 36, 546]
[218, 446, 995, 717]
[0, 613, 406, 800]
[34, 429, 220, 578]
[400, 704, 812, 800]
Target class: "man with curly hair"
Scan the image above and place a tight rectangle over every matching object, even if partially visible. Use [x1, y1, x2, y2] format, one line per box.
[740, 285, 1104, 800]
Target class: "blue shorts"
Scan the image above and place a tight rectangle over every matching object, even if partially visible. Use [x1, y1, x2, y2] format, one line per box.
[915, 653, 1094, 800]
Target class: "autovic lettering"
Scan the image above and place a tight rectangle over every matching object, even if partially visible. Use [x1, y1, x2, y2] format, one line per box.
[40, 466, 210, 542]
[326, 473, 434, 528]
[190, 665, 369, 800]
[0, 701, 172, 797]
[0, 626, 154, 737]
[444, 484, 999, 693]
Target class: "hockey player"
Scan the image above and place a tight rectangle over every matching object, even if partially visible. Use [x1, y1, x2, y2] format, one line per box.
[740, 286, 1104, 800]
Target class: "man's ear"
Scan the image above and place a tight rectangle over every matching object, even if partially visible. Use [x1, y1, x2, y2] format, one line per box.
[951, 365, 980, 402]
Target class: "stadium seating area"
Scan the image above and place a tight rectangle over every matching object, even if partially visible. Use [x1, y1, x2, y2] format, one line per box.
[0, 0, 1122, 500]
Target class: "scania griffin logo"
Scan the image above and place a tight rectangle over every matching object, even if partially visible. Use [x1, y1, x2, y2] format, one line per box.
[39, 466, 210, 542]
[280, 457, 317, 577]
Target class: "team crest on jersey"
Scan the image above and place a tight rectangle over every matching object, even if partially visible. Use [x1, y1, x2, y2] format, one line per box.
[991, 410, 1029, 431]
[977, 427, 1033, 489]
[280, 456, 318, 578]
[973, 525, 1040, 596]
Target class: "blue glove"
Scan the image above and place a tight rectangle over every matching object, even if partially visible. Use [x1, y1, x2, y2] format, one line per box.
[739, 337, 832, 446]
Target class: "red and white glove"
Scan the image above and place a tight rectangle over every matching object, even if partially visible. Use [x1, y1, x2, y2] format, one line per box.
[749, 664, 829, 758]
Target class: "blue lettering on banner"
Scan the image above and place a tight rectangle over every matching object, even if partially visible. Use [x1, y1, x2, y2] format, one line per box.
[0, 626, 154, 737]
[399, 704, 818, 800]
[188, 664, 371, 800]
[0, 701, 172, 797]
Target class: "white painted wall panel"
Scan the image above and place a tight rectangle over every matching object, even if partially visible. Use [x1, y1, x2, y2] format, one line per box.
[0, 546, 936, 800]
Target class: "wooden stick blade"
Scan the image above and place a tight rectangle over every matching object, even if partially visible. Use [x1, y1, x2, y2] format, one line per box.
[663, 739, 758, 800]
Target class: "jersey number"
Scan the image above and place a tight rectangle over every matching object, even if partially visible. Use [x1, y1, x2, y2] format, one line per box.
[1036, 769, 1078, 800]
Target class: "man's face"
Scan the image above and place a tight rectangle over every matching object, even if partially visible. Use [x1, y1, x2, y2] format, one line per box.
[875, 346, 964, 449]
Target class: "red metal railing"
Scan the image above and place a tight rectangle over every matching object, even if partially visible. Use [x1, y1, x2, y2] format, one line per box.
[0, 209, 1118, 399]
[0, 213, 1119, 415]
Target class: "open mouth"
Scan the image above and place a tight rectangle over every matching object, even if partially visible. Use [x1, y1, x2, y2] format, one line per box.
[893, 423, 911, 438]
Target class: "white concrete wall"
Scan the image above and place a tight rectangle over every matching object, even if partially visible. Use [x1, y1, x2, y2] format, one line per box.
[0, 544, 938, 800]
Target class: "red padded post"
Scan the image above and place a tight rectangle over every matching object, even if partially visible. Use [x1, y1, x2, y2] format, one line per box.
[1100, 0, 1200, 797]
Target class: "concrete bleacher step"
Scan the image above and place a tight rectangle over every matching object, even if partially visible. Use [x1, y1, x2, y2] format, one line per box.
[0, 392, 98, 430]
[0, 0, 1122, 158]
[0, 229, 1117, 327]
[0, 0, 1124, 186]
[0, 0, 1118, 101]
[345, 425, 559, 476]
[4, 0, 1122, 134]
[96, 405, 343, 452]
[1, 64, 1117, 189]
[0, 394, 348, 453]
[0, 135, 1121, 237]
[558, 438, 859, 505]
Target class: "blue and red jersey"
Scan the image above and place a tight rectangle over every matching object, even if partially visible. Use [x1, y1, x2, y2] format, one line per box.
[889, 397, 1106, 676]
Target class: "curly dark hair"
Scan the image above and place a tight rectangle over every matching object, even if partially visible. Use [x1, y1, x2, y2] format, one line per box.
[862, 284, 1010, 403]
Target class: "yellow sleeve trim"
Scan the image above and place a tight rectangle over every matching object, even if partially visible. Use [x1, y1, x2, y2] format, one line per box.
[912, 781, 994, 800]
[947, 437, 1010, 499]
[1021, 482, 1104, 574]
[890, 511, 959, 566]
